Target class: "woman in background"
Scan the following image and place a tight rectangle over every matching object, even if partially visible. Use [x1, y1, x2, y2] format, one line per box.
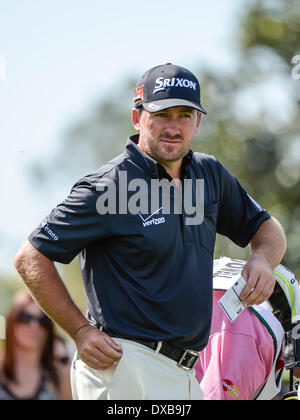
[0, 290, 59, 400]
[53, 335, 73, 400]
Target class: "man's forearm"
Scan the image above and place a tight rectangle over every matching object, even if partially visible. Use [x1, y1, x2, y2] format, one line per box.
[249, 216, 287, 267]
[240, 216, 287, 306]
[14, 240, 89, 340]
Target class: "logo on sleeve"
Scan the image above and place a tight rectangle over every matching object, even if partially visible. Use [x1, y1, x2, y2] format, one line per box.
[247, 194, 263, 211]
[41, 219, 59, 241]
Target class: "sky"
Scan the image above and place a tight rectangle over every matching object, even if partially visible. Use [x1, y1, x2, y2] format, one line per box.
[0, 0, 244, 274]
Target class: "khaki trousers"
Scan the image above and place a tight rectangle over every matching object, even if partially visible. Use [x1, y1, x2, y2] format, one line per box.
[70, 337, 203, 400]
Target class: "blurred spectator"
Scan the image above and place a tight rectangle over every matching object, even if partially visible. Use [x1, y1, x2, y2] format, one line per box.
[53, 335, 73, 400]
[0, 291, 60, 400]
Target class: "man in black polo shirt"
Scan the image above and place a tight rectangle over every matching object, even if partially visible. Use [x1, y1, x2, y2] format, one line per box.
[14, 64, 287, 400]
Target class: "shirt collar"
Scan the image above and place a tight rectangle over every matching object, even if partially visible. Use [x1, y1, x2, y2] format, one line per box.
[125, 134, 193, 179]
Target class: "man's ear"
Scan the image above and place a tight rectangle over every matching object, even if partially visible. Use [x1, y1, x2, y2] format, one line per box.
[131, 108, 141, 132]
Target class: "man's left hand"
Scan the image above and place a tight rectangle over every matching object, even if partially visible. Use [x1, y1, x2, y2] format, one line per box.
[240, 256, 276, 306]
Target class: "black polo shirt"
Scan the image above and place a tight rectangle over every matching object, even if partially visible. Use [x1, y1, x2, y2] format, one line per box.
[28, 134, 271, 350]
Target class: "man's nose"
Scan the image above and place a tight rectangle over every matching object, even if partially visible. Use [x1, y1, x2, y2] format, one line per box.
[164, 116, 181, 136]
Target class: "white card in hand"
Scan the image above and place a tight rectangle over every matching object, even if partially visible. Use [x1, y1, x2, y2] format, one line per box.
[218, 276, 247, 323]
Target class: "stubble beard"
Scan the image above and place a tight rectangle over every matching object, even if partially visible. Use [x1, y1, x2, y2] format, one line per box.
[140, 133, 190, 164]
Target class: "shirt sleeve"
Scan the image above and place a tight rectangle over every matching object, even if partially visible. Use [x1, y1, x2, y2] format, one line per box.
[215, 161, 271, 247]
[28, 177, 112, 264]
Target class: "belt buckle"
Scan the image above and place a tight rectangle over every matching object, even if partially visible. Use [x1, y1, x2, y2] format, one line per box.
[177, 349, 200, 371]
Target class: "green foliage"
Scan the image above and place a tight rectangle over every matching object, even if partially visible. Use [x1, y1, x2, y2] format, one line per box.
[241, 0, 300, 64]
